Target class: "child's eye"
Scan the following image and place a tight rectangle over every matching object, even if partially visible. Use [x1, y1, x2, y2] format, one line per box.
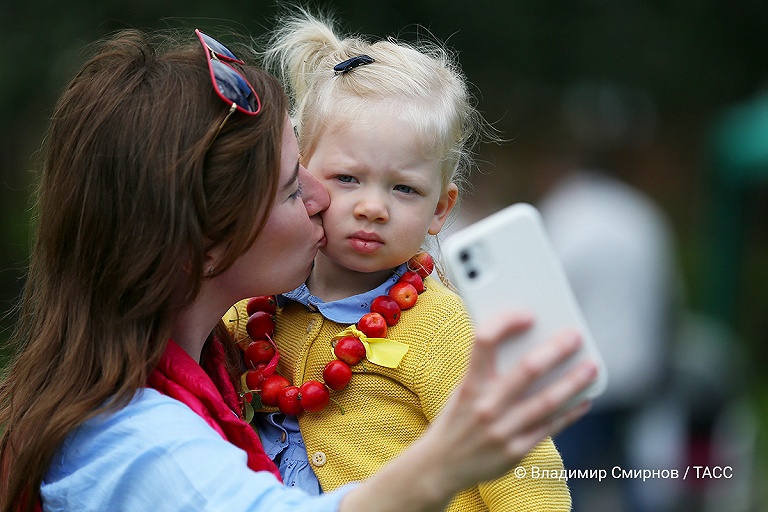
[336, 175, 358, 184]
[289, 183, 303, 199]
[394, 184, 415, 194]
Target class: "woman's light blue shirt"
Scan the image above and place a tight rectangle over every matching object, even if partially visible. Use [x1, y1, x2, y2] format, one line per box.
[40, 388, 355, 512]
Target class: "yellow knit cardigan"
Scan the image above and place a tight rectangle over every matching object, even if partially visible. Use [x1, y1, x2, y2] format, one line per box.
[227, 277, 572, 511]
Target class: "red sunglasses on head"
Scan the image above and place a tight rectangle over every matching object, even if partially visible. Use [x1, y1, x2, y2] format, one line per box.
[195, 29, 262, 138]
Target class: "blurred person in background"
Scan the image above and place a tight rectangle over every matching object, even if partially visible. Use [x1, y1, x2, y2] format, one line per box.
[535, 81, 686, 512]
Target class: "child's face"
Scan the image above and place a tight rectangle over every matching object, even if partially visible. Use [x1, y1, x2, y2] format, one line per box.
[304, 115, 457, 274]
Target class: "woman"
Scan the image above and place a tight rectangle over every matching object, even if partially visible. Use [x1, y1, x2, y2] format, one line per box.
[0, 28, 595, 512]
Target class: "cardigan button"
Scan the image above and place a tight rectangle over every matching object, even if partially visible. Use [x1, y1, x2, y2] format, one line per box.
[311, 451, 327, 467]
[306, 319, 317, 333]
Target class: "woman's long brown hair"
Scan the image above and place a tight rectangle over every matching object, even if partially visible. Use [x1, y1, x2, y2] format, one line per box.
[0, 29, 287, 512]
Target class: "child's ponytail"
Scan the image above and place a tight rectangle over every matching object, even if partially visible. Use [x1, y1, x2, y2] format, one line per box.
[262, 8, 345, 113]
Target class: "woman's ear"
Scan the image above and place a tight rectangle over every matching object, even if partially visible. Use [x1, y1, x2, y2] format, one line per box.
[202, 240, 226, 277]
[428, 183, 459, 235]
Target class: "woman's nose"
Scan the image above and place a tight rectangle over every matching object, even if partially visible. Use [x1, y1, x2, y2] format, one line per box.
[299, 166, 330, 216]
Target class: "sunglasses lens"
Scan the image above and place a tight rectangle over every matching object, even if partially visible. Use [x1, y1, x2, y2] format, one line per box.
[199, 32, 239, 61]
[210, 60, 257, 112]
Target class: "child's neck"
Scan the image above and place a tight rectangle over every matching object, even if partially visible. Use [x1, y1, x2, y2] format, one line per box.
[307, 253, 397, 303]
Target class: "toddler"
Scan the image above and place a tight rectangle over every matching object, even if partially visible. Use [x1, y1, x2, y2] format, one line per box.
[227, 9, 571, 511]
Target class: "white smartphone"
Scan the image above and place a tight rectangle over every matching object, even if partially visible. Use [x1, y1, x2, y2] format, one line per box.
[443, 202, 607, 403]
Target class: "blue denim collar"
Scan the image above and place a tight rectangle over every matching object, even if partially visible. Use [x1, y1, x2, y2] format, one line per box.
[278, 263, 407, 324]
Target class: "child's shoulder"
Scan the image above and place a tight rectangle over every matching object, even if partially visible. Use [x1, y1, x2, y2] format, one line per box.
[394, 275, 473, 344]
[422, 275, 459, 297]
[418, 275, 466, 312]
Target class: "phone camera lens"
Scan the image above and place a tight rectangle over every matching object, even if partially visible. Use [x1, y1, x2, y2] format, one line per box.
[468, 269, 478, 279]
[460, 250, 470, 262]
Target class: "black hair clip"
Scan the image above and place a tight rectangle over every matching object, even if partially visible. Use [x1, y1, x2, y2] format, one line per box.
[333, 55, 375, 75]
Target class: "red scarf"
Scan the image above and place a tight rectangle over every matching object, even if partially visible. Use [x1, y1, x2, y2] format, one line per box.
[147, 338, 281, 480]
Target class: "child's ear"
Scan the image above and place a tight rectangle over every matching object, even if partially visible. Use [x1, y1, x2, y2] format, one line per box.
[428, 183, 459, 235]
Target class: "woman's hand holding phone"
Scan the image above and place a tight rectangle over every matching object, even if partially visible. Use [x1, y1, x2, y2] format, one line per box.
[342, 311, 598, 512]
[426, 311, 598, 491]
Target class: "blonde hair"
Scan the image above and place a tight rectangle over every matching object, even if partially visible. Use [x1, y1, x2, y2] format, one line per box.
[262, 8, 496, 193]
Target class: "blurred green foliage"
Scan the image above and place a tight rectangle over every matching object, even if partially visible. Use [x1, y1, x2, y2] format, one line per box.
[2, 1, 768, 507]
[2, 0, 767, 357]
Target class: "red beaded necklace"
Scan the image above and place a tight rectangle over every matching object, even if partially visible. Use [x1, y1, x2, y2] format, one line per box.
[236, 252, 434, 419]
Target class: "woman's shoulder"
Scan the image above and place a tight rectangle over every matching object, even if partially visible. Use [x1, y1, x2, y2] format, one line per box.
[66, 389, 222, 453]
[42, 390, 253, 511]
[42, 388, 355, 512]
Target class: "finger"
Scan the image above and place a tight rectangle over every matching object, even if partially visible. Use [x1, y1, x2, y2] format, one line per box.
[547, 400, 592, 437]
[467, 311, 535, 381]
[510, 359, 598, 432]
[470, 328, 581, 417]
[506, 401, 592, 458]
[473, 311, 535, 349]
[495, 329, 583, 402]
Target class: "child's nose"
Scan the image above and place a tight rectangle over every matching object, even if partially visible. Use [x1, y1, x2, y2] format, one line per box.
[353, 193, 388, 223]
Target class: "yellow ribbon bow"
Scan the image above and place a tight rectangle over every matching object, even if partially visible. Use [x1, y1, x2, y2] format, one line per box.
[331, 325, 409, 368]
